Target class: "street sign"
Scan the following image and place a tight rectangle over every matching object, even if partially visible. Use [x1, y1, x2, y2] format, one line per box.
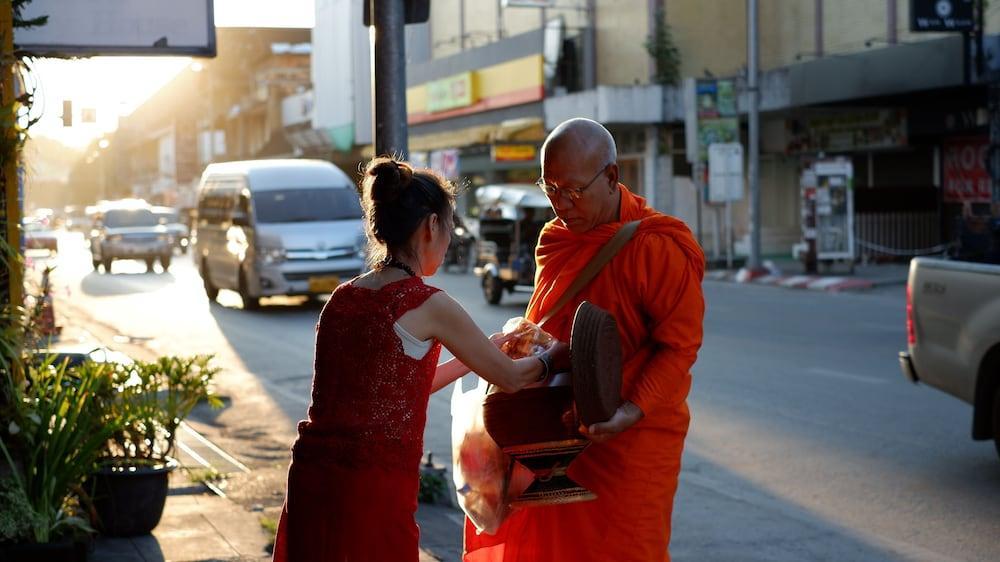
[910, 0, 975, 32]
[363, 0, 430, 26]
[708, 143, 744, 203]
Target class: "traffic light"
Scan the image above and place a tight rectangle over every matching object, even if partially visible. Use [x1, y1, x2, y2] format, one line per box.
[62, 100, 72, 127]
[363, 0, 430, 26]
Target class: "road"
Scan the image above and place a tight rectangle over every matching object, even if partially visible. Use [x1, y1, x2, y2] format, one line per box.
[36, 232, 1000, 561]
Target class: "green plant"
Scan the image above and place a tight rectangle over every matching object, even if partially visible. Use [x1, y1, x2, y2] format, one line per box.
[0, 360, 122, 543]
[418, 470, 447, 504]
[0, 475, 37, 542]
[644, 8, 681, 86]
[102, 355, 223, 465]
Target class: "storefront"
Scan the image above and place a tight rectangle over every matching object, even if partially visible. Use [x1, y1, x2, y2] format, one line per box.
[787, 108, 943, 261]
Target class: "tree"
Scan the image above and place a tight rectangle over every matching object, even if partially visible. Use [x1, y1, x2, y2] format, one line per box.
[644, 8, 681, 86]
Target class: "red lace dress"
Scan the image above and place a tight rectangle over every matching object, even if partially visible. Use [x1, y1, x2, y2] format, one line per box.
[272, 276, 442, 562]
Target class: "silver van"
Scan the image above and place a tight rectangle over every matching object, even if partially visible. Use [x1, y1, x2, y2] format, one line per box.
[194, 159, 365, 309]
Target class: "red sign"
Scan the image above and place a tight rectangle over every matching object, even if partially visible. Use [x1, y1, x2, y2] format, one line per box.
[943, 137, 992, 203]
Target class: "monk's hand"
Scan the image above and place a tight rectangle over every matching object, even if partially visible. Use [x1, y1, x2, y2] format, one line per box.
[580, 401, 644, 443]
[547, 340, 571, 373]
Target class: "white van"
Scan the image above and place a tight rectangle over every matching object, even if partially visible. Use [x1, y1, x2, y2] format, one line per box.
[195, 159, 365, 309]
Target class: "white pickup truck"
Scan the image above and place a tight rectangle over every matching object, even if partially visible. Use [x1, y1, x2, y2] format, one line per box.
[899, 257, 1000, 460]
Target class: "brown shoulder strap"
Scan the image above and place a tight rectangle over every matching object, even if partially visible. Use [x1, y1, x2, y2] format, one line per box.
[538, 220, 642, 327]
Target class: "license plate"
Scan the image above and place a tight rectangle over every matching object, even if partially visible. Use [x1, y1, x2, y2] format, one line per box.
[308, 275, 340, 293]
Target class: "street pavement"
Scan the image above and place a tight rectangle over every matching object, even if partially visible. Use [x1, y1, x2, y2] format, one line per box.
[34, 232, 1000, 562]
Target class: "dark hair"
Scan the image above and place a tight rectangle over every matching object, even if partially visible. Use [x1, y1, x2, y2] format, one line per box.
[359, 156, 456, 266]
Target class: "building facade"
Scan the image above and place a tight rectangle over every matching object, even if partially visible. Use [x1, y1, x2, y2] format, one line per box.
[305, 0, 1000, 262]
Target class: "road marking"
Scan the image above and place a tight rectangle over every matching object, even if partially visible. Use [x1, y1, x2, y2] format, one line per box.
[807, 367, 885, 384]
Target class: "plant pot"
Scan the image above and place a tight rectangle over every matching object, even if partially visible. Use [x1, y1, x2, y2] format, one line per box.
[0, 538, 89, 562]
[87, 458, 178, 537]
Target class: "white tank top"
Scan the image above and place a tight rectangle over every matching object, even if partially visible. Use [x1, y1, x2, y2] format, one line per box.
[393, 322, 432, 359]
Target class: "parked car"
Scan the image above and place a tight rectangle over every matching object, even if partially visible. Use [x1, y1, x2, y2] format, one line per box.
[23, 218, 59, 253]
[899, 257, 1000, 460]
[194, 159, 366, 310]
[89, 204, 173, 274]
[152, 206, 191, 254]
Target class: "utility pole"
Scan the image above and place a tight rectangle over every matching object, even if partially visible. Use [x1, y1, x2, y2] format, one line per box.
[1, 1, 21, 310]
[747, 0, 761, 270]
[371, 0, 409, 158]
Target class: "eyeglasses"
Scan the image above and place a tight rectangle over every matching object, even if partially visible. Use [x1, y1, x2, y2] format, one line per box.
[536, 164, 610, 201]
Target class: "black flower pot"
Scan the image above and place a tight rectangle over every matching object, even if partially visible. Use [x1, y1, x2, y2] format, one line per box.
[0, 539, 89, 562]
[88, 458, 178, 537]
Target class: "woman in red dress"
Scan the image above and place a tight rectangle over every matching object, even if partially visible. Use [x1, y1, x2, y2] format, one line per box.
[272, 157, 566, 562]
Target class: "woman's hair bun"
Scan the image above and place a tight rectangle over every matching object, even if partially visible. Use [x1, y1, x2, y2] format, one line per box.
[365, 157, 413, 204]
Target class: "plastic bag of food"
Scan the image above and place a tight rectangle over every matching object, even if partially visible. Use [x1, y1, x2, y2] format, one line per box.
[451, 378, 510, 534]
[499, 317, 555, 359]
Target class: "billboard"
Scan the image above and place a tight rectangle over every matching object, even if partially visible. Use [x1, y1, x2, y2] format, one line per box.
[16, 0, 215, 57]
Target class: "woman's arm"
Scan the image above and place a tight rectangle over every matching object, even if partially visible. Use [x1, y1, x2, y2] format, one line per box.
[430, 356, 471, 394]
[423, 293, 544, 393]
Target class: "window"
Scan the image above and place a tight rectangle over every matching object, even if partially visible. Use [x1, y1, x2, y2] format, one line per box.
[252, 188, 362, 224]
[103, 209, 159, 228]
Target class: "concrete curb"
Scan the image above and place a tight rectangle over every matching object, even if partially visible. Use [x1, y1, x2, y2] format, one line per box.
[705, 270, 906, 293]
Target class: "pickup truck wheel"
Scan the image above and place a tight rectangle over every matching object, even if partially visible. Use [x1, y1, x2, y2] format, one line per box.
[993, 384, 1000, 461]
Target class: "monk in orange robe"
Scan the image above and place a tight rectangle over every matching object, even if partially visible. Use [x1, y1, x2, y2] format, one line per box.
[464, 118, 705, 562]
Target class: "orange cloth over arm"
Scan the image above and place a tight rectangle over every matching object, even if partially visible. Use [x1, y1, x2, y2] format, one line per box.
[625, 234, 705, 418]
[464, 185, 705, 562]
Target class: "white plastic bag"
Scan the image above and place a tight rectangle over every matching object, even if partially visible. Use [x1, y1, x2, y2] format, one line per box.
[451, 378, 510, 534]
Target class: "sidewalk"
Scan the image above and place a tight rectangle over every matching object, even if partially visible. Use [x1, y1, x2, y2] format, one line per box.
[41, 292, 451, 562]
[91, 476, 445, 561]
[705, 259, 909, 293]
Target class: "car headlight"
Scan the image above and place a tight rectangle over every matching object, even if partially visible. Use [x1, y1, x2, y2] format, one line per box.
[261, 247, 286, 265]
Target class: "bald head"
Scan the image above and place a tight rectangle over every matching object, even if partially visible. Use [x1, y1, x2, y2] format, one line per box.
[538, 118, 622, 233]
[541, 118, 617, 168]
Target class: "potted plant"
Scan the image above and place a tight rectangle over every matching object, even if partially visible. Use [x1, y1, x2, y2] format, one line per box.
[88, 355, 222, 536]
[0, 358, 122, 562]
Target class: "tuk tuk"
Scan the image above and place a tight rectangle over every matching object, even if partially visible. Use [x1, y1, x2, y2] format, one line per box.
[473, 184, 554, 305]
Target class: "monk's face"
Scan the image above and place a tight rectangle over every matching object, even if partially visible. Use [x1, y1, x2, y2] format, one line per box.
[540, 150, 620, 234]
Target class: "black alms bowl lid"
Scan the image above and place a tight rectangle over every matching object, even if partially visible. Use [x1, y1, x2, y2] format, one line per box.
[570, 301, 623, 426]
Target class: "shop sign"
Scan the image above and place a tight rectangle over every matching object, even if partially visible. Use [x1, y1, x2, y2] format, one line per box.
[427, 72, 476, 113]
[686, 79, 739, 163]
[786, 110, 907, 154]
[491, 144, 537, 163]
[430, 149, 459, 178]
[910, 0, 974, 32]
[943, 137, 991, 203]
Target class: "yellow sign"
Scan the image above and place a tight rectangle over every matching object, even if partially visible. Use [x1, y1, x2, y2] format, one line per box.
[491, 144, 537, 162]
[427, 72, 475, 113]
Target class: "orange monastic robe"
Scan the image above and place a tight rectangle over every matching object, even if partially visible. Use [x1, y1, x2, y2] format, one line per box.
[464, 184, 705, 562]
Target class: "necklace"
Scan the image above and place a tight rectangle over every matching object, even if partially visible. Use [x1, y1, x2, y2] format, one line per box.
[382, 256, 416, 277]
